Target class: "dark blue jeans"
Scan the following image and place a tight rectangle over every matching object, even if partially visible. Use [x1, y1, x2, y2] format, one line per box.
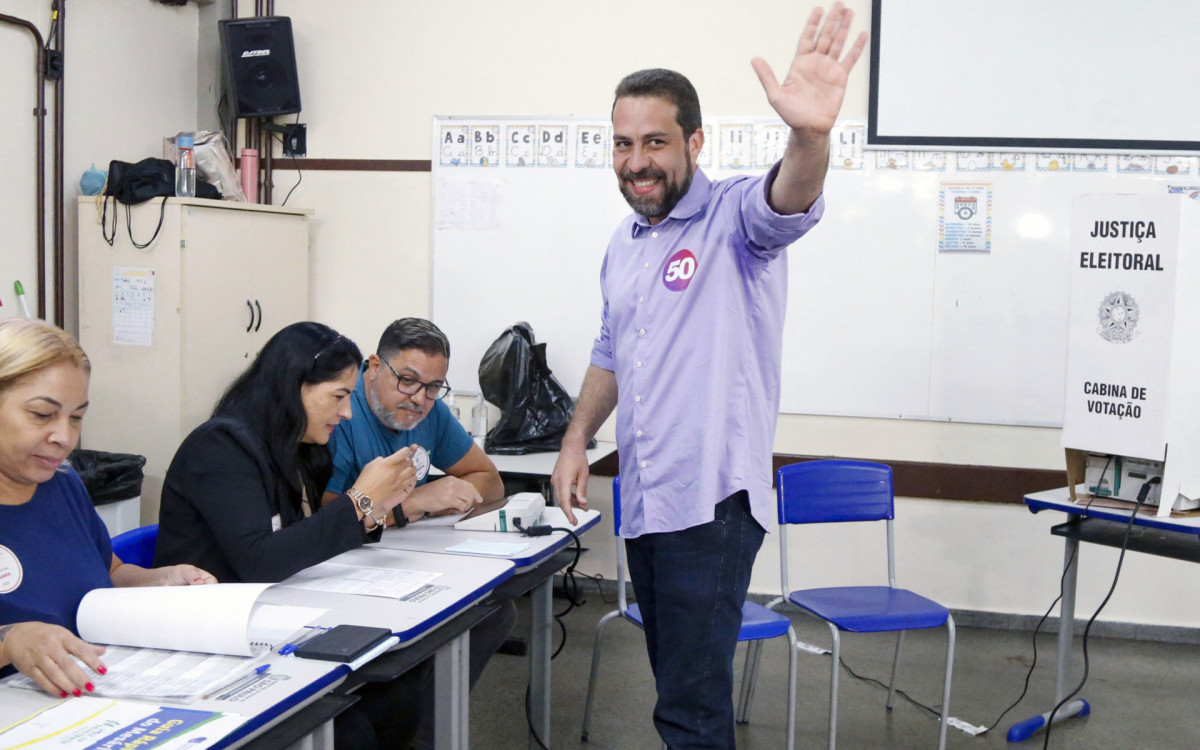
[625, 490, 766, 750]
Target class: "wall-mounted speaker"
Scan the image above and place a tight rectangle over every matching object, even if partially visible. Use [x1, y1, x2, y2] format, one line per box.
[219, 16, 301, 118]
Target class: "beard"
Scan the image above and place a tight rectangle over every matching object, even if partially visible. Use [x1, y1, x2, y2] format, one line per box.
[366, 383, 424, 432]
[618, 152, 694, 220]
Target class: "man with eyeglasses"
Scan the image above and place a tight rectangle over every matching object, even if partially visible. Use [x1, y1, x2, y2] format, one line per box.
[322, 317, 503, 520]
[322, 317, 509, 750]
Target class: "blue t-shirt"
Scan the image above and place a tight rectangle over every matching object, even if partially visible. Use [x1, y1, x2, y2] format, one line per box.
[326, 372, 474, 496]
[0, 468, 113, 635]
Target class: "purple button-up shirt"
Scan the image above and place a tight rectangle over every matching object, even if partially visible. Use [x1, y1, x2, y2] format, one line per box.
[590, 164, 823, 537]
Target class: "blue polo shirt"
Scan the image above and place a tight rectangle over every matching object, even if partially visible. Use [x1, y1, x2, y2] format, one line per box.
[326, 372, 474, 496]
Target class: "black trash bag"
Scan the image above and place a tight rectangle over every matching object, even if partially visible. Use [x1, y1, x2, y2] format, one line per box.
[478, 322, 592, 455]
[68, 449, 147, 505]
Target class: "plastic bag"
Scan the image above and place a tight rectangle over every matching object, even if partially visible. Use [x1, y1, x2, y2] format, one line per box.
[68, 449, 146, 505]
[478, 322, 589, 454]
[163, 131, 246, 201]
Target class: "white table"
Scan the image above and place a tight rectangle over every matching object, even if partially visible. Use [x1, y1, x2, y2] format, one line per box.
[484, 440, 618, 479]
[0, 651, 349, 750]
[377, 507, 602, 749]
[1011, 487, 1200, 742]
[263, 546, 515, 750]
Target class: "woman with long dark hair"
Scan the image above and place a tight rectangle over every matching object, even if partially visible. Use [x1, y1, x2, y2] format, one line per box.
[155, 322, 417, 583]
[155, 322, 427, 749]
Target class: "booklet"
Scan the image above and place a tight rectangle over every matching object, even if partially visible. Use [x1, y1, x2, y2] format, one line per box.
[0, 695, 244, 750]
[2, 584, 325, 702]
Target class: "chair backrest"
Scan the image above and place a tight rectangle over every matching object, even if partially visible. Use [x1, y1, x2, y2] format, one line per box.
[775, 461, 897, 595]
[111, 524, 158, 568]
[776, 460, 894, 525]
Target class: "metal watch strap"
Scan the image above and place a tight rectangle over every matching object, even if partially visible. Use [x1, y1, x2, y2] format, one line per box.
[346, 487, 373, 515]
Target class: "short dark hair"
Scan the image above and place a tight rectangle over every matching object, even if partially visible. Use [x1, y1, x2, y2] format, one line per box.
[377, 318, 451, 361]
[214, 321, 362, 511]
[613, 68, 702, 139]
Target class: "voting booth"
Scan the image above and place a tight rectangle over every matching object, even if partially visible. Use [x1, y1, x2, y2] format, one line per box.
[1062, 194, 1200, 516]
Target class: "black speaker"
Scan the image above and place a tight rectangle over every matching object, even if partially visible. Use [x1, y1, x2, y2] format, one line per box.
[219, 16, 301, 118]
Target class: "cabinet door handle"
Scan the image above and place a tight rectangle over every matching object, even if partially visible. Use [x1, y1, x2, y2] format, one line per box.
[254, 300, 263, 332]
[246, 300, 255, 332]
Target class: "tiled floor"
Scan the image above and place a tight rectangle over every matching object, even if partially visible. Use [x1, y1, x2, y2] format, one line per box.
[468, 583, 1200, 749]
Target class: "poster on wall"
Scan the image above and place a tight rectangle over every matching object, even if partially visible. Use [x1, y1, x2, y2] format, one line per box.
[112, 266, 154, 347]
[938, 182, 992, 253]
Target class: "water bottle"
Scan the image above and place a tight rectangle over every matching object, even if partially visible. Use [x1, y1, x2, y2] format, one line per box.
[446, 393, 461, 424]
[240, 148, 259, 203]
[471, 394, 489, 447]
[175, 132, 196, 198]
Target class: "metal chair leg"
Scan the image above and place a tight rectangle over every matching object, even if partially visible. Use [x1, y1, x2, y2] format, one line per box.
[736, 640, 764, 724]
[581, 610, 624, 741]
[937, 615, 956, 750]
[827, 623, 840, 750]
[886, 630, 906, 711]
[786, 625, 798, 750]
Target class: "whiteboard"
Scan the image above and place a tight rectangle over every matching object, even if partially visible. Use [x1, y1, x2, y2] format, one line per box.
[432, 117, 1200, 427]
[870, 0, 1200, 153]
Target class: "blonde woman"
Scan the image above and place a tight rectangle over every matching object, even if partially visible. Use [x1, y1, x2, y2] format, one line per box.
[0, 318, 214, 699]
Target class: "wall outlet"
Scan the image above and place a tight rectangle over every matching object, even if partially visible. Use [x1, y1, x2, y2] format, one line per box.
[283, 124, 306, 157]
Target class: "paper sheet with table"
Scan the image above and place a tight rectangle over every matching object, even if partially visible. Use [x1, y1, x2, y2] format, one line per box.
[0, 696, 244, 750]
[275, 561, 441, 599]
[3, 584, 324, 702]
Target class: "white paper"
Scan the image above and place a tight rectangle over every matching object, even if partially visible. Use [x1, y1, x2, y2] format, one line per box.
[275, 562, 441, 600]
[539, 506, 599, 529]
[0, 696, 243, 749]
[77, 583, 274, 657]
[445, 540, 531, 557]
[4, 646, 258, 703]
[112, 267, 155, 346]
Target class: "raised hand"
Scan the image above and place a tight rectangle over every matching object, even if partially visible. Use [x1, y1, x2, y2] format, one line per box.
[751, 3, 867, 137]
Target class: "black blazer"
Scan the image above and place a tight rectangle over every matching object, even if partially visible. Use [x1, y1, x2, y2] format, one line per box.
[154, 416, 368, 583]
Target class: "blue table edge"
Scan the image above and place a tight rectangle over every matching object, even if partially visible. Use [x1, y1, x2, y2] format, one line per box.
[1025, 488, 1200, 537]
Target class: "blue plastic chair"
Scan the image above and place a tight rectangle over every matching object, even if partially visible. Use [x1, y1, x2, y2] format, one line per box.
[775, 460, 955, 750]
[581, 476, 798, 748]
[110, 524, 158, 567]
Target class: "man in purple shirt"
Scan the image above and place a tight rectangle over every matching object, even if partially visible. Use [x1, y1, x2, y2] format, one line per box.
[551, 4, 866, 747]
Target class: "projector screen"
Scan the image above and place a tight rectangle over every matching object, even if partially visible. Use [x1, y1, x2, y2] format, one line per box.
[868, 0, 1200, 153]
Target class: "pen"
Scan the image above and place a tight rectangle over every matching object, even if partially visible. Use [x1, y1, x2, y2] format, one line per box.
[279, 626, 329, 655]
[204, 663, 271, 700]
[13, 281, 31, 318]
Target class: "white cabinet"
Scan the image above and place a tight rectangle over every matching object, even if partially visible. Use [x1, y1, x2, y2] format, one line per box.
[78, 197, 311, 523]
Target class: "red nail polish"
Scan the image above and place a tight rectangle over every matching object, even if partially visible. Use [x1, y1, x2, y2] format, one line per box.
[97, 666, 107, 675]
[59, 691, 68, 698]
[85, 682, 95, 692]
[72, 689, 81, 697]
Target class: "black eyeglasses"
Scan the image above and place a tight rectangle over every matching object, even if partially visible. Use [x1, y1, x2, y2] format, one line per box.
[379, 356, 452, 400]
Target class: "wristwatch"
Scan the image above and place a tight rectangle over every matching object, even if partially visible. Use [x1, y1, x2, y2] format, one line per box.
[346, 487, 373, 516]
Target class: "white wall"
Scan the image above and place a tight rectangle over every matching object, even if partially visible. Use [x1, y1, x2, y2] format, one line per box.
[13, 0, 1197, 629]
[0, 0, 200, 333]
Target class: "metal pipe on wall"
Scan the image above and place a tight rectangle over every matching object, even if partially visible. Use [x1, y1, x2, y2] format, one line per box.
[0, 13, 48, 320]
[52, 0, 65, 327]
